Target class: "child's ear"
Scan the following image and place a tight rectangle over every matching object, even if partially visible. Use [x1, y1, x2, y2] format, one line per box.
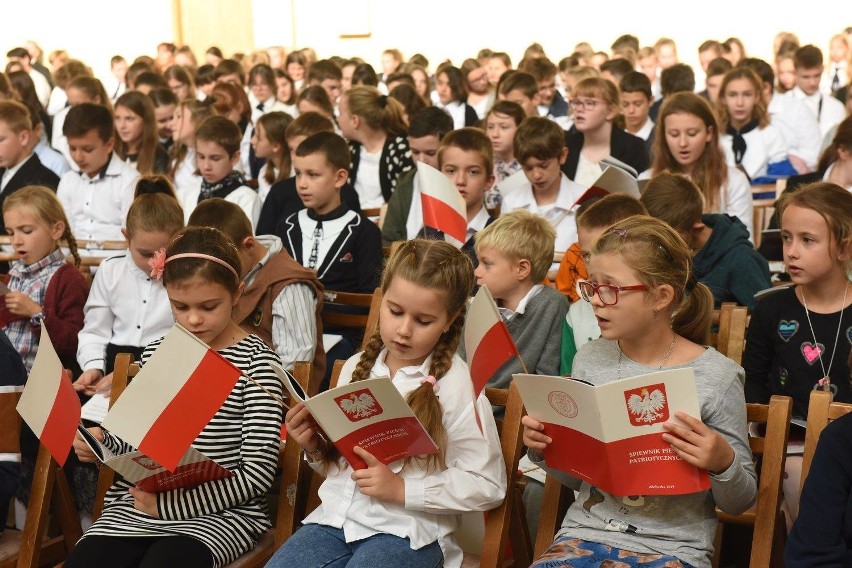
[558, 146, 569, 165]
[230, 151, 241, 167]
[104, 136, 115, 153]
[50, 221, 65, 242]
[531, 93, 542, 106]
[334, 167, 349, 189]
[121, 227, 129, 241]
[651, 283, 676, 313]
[516, 258, 532, 280]
[18, 129, 31, 148]
[233, 281, 245, 306]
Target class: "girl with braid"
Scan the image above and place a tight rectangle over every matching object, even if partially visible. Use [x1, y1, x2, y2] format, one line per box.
[268, 239, 507, 568]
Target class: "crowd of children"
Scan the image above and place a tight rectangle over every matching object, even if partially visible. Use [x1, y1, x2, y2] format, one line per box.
[1, 29, 851, 567]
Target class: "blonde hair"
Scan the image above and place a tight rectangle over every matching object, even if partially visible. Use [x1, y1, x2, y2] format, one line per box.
[573, 77, 624, 129]
[125, 192, 184, 238]
[2, 185, 80, 267]
[325, 240, 474, 471]
[592, 215, 713, 345]
[344, 85, 408, 136]
[475, 209, 555, 283]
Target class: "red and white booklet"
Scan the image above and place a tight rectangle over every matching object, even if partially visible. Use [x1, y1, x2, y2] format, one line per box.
[514, 368, 711, 496]
[76, 425, 232, 493]
[272, 364, 438, 470]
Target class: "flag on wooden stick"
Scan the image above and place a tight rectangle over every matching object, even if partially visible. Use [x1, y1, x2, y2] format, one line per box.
[463, 286, 522, 397]
[418, 162, 467, 247]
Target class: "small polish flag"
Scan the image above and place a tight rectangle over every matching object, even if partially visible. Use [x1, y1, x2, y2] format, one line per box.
[17, 327, 80, 467]
[102, 324, 242, 471]
[463, 286, 521, 397]
[418, 162, 467, 246]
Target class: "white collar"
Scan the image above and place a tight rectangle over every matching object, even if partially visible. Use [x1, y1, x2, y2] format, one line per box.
[467, 206, 490, 234]
[374, 348, 433, 380]
[518, 173, 586, 211]
[1, 153, 34, 190]
[498, 284, 544, 320]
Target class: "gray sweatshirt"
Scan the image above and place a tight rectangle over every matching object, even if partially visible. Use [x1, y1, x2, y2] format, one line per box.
[530, 339, 757, 568]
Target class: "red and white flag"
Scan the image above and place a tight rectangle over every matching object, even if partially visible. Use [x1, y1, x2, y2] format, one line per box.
[102, 324, 241, 471]
[17, 327, 80, 466]
[463, 286, 520, 397]
[418, 162, 467, 246]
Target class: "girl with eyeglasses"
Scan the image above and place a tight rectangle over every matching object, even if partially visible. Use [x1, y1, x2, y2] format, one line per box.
[526, 215, 757, 568]
[562, 77, 649, 187]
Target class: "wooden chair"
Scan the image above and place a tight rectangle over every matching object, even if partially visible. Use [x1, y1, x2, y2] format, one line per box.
[751, 180, 784, 249]
[714, 395, 792, 568]
[714, 302, 749, 365]
[800, 389, 852, 493]
[321, 288, 383, 352]
[532, 473, 575, 558]
[0, 389, 82, 568]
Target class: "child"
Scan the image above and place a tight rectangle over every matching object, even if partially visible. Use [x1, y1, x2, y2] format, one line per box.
[702, 57, 732, 104]
[338, 86, 414, 208]
[643, 92, 754, 239]
[434, 65, 478, 130]
[169, 98, 214, 194]
[279, 131, 382, 294]
[562, 77, 649, 186]
[526, 215, 757, 568]
[176, 116, 261, 229]
[57, 103, 140, 241]
[717, 68, 788, 182]
[113, 91, 170, 175]
[305, 59, 343, 107]
[251, 111, 293, 204]
[73, 186, 184, 397]
[52, 76, 112, 167]
[559, 194, 648, 374]
[244, 64, 288, 179]
[419, 127, 495, 265]
[641, 172, 770, 309]
[296, 86, 336, 120]
[485, 100, 525, 186]
[266, 239, 506, 568]
[0, 100, 59, 234]
[147, 87, 178, 151]
[791, 45, 847, 140]
[256, 112, 361, 236]
[619, 72, 656, 158]
[524, 57, 569, 125]
[67, 226, 284, 568]
[466, 209, 568, 386]
[381, 106, 455, 245]
[825, 33, 849, 95]
[273, 69, 298, 116]
[163, 65, 195, 102]
[501, 116, 585, 258]
[744, 182, 852, 524]
[0, 330, 26, 537]
[497, 71, 541, 118]
[187, 198, 326, 387]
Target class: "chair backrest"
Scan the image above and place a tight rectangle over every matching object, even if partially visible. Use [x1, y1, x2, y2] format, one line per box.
[715, 302, 749, 365]
[801, 389, 852, 493]
[716, 395, 792, 567]
[533, 474, 576, 558]
[321, 289, 374, 339]
[0, 389, 22, 455]
[92, 353, 139, 521]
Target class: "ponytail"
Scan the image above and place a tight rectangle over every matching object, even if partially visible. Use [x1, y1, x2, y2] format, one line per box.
[672, 281, 713, 345]
[346, 86, 409, 137]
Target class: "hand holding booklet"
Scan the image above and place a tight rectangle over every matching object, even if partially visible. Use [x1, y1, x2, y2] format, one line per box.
[271, 364, 438, 470]
[514, 368, 711, 496]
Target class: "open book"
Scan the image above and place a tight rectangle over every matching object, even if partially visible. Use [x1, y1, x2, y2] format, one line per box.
[76, 425, 232, 493]
[271, 364, 438, 470]
[513, 368, 711, 496]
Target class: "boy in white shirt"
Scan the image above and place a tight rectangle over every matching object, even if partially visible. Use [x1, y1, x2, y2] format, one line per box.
[57, 103, 139, 241]
[619, 72, 656, 159]
[790, 45, 847, 140]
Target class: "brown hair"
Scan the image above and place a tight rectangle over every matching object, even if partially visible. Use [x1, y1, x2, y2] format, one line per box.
[294, 131, 351, 171]
[653, 92, 728, 212]
[2, 185, 80, 266]
[716, 67, 769, 129]
[114, 91, 160, 174]
[297, 85, 335, 118]
[163, 65, 197, 100]
[485, 100, 526, 128]
[196, 115, 241, 156]
[573, 77, 624, 129]
[210, 82, 250, 124]
[818, 116, 852, 172]
[344, 86, 408, 136]
[0, 99, 32, 133]
[256, 111, 294, 185]
[794, 45, 823, 69]
[285, 111, 335, 140]
[67, 76, 112, 111]
[776, 181, 852, 273]
[63, 102, 114, 142]
[187, 198, 253, 246]
[438, 127, 493, 175]
[341, 240, 474, 470]
[497, 71, 538, 99]
[162, 226, 242, 294]
[592, 215, 713, 344]
[169, 98, 217, 178]
[640, 173, 704, 235]
[125, 192, 184, 237]
[577, 194, 647, 231]
[513, 116, 565, 162]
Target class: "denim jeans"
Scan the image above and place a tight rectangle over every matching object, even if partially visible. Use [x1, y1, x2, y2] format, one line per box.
[265, 524, 443, 568]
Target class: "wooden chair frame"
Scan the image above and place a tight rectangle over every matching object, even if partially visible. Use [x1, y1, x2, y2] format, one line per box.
[320, 288, 383, 352]
[714, 302, 749, 365]
[800, 389, 852, 493]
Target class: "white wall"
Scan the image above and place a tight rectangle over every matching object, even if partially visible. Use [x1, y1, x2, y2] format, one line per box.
[3, 0, 847, 81]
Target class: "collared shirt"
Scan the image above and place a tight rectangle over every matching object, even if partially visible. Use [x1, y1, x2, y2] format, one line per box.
[303, 350, 506, 568]
[298, 208, 358, 272]
[76, 252, 174, 372]
[4, 248, 66, 370]
[0, 153, 34, 192]
[790, 86, 847, 139]
[768, 93, 821, 171]
[493, 158, 521, 185]
[34, 141, 70, 178]
[244, 235, 317, 369]
[466, 206, 490, 243]
[720, 124, 787, 180]
[498, 284, 544, 321]
[631, 119, 655, 142]
[57, 153, 139, 241]
[438, 100, 467, 130]
[176, 182, 260, 230]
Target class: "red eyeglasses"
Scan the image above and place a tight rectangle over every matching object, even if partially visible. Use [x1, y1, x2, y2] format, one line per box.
[578, 280, 648, 306]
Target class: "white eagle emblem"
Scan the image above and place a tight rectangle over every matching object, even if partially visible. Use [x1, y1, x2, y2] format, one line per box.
[339, 392, 378, 419]
[627, 388, 667, 424]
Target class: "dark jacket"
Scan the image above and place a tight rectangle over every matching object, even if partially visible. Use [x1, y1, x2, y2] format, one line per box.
[0, 153, 60, 233]
[258, 176, 361, 236]
[348, 135, 414, 203]
[693, 214, 771, 309]
[561, 127, 649, 180]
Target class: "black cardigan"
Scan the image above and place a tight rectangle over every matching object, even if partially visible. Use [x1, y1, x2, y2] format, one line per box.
[561, 127, 649, 181]
[348, 135, 414, 203]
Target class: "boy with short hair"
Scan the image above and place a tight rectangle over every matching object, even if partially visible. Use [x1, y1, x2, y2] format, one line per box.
[188, 198, 327, 386]
[637, 46, 661, 100]
[57, 103, 139, 241]
[419, 127, 495, 265]
[176, 115, 261, 229]
[306, 60, 343, 106]
[702, 57, 732, 103]
[256, 112, 361, 235]
[649, 62, 696, 121]
[381, 106, 454, 245]
[560, 194, 648, 374]
[497, 71, 541, 118]
[501, 117, 585, 260]
[0, 100, 59, 233]
[640, 172, 770, 309]
[521, 57, 569, 123]
[791, 44, 847, 139]
[619, 71, 656, 157]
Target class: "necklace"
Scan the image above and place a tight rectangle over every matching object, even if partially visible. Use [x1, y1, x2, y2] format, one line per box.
[617, 333, 678, 380]
[800, 284, 849, 389]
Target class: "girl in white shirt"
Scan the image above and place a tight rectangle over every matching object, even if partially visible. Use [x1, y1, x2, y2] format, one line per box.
[251, 112, 293, 205]
[170, 99, 214, 193]
[643, 92, 754, 239]
[717, 67, 786, 181]
[269, 240, 507, 568]
[434, 66, 478, 130]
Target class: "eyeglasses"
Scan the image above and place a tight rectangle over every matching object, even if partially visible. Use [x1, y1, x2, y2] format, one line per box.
[569, 98, 601, 111]
[578, 280, 648, 306]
